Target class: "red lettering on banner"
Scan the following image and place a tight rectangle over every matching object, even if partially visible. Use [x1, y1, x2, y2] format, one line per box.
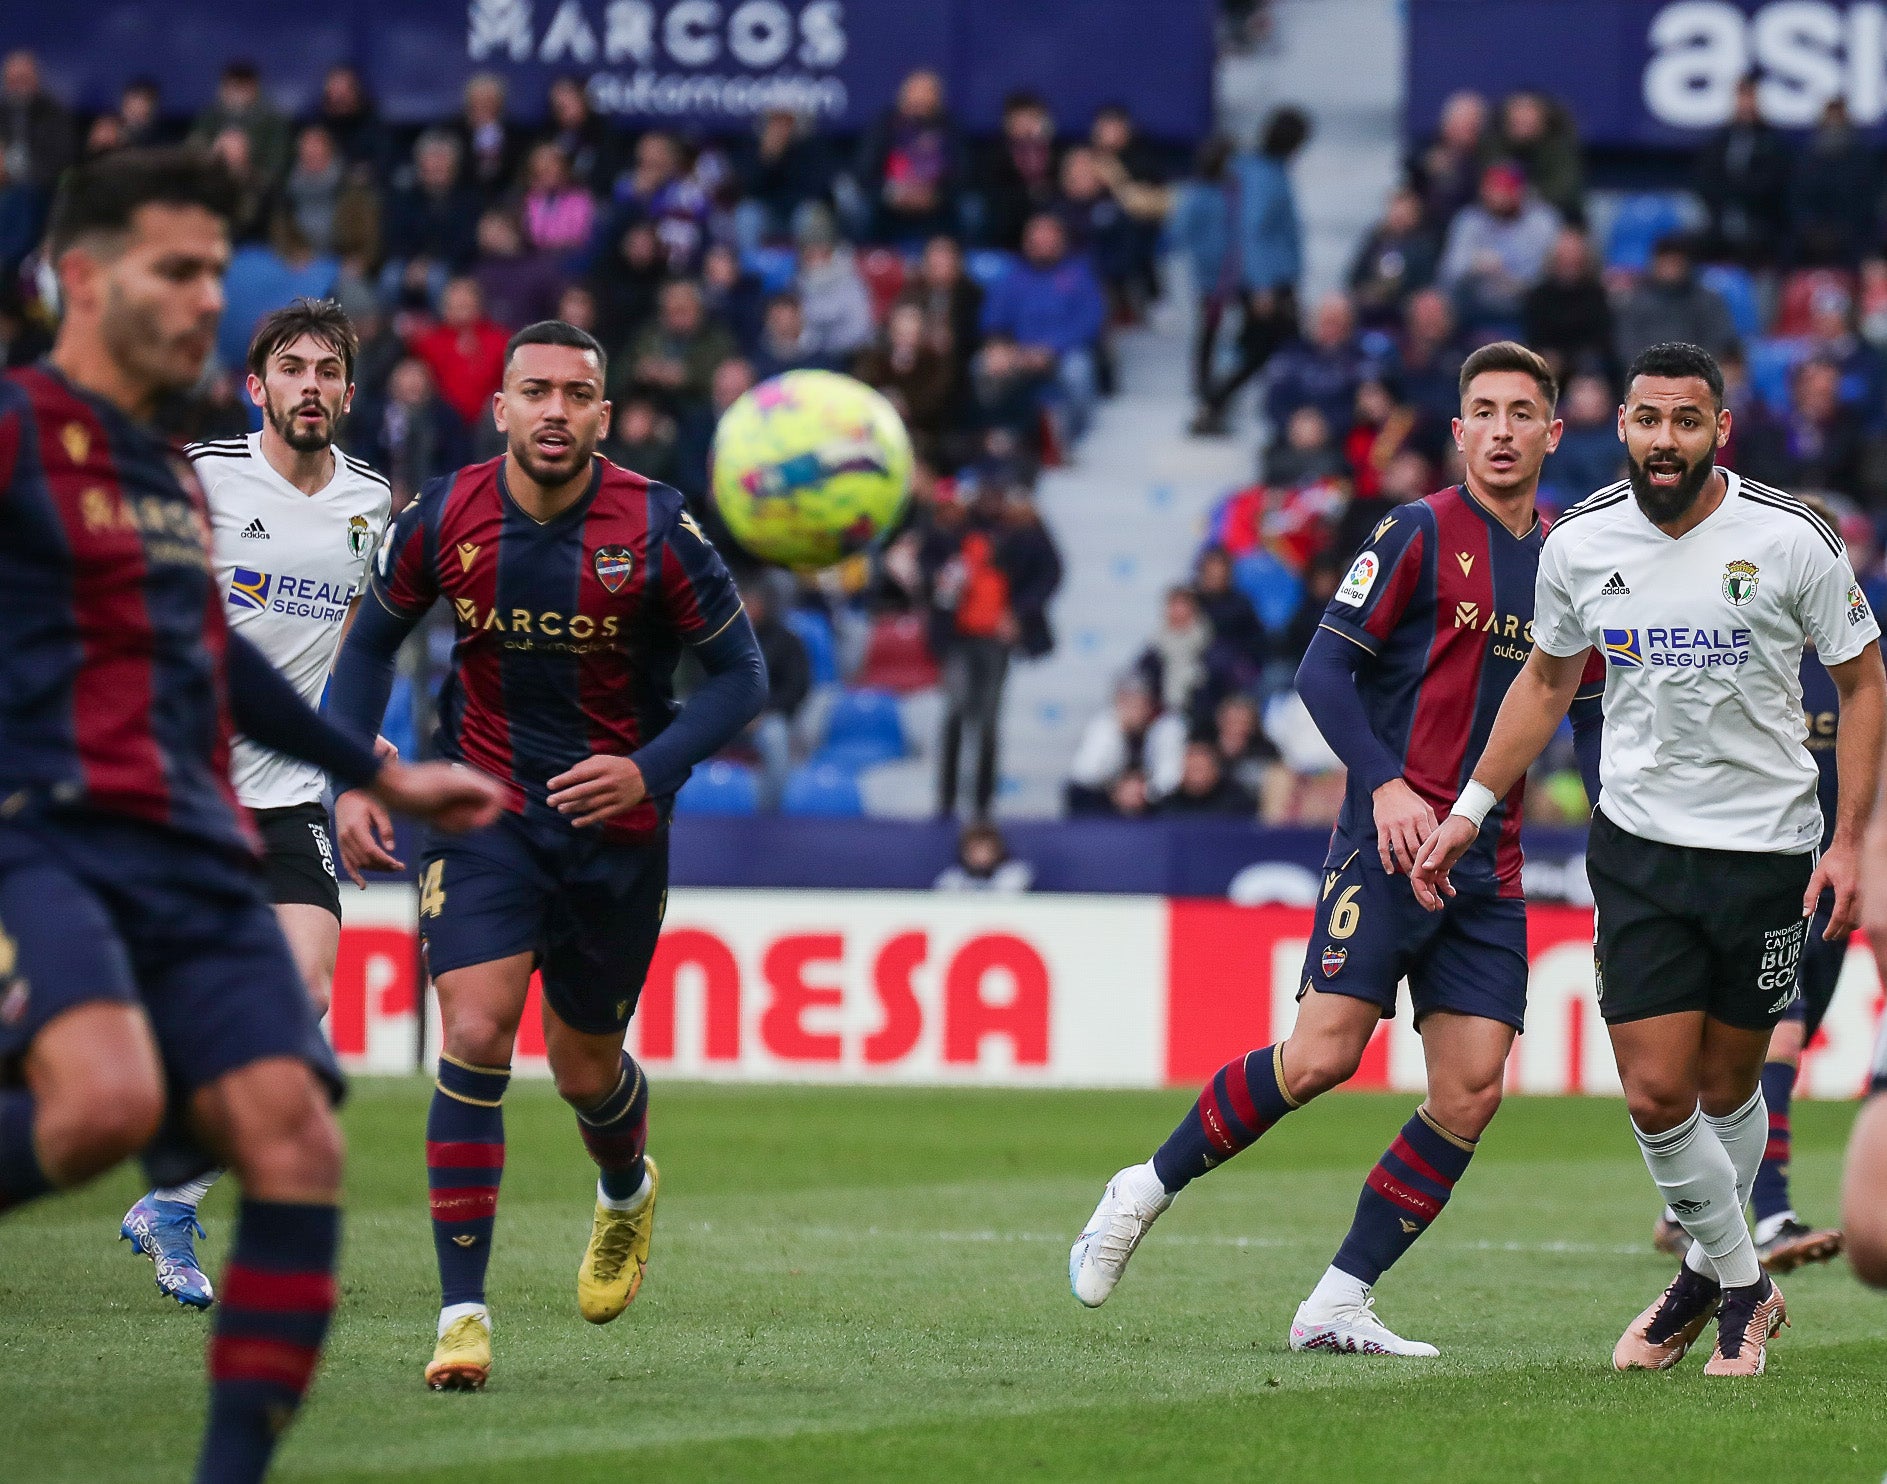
[640, 929, 742, 1060]
[517, 974, 546, 1058]
[760, 933, 844, 1061]
[329, 927, 416, 1056]
[943, 934, 1048, 1065]
[866, 932, 926, 1064]
[1164, 902, 1283, 1083]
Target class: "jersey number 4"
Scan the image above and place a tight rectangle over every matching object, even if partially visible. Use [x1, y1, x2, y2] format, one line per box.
[419, 860, 447, 919]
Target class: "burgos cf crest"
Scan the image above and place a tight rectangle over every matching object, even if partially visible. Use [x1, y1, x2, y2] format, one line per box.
[593, 545, 634, 593]
[1722, 559, 1759, 606]
[347, 514, 372, 558]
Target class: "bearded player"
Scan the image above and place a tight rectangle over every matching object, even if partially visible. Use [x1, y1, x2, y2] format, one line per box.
[327, 318, 766, 1391]
[0, 147, 501, 1483]
[119, 297, 393, 1309]
[1070, 342, 1604, 1354]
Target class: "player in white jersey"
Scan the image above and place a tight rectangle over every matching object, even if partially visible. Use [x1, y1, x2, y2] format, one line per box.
[119, 299, 391, 1308]
[1413, 343, 1885, 1377]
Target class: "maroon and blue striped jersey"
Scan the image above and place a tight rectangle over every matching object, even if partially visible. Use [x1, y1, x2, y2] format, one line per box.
[0, 365, 256, 856]
[1319, 484, 1604, 895]
[364, 455, 743, 840]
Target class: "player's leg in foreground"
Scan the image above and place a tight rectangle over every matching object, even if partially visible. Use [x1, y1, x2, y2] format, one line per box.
[1289, 1009, 1510, 1357]
[1613, 1011, 1786, 1375]
[122, 900, 341, 1308]
[1070, 987, 1374, 1307]
[1749, 924, 1846, 1272]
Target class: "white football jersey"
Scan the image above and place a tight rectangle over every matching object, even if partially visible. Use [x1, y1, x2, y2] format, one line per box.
[188, 433, 392, 810]
[1533, 471, 1879, 854]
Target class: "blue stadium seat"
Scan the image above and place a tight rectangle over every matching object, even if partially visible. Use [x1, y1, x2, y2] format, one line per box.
[1234, 550, 1305, 634]
[813, 687, 906, 769]
[1605, 193, 1689, 274]
[1699, 264, 1762, 341]
[966, 250, 1015, 289]
[785, 607, 840, 686]
[743, 245, 799, 297]
[675, 760, 760, 816]
[1748, 336, 1806, 410]
[782, 761, 864, 816]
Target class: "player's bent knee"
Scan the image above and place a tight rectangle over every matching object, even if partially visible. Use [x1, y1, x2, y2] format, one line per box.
[442, 1014, 520, 1069]
[1284, 1042, 1365, 1101]
[1624, 1088, 1696, 1135]
[1429, 1082, 1503, 1141]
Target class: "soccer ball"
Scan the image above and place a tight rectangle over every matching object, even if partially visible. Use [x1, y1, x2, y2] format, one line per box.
[710, 369, 914, 571]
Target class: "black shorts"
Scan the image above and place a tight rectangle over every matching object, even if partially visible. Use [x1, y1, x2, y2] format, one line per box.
[252, 802, 342, 919]
[1586, 808, 1815, 1032]
[1779, 898, 1849, 1042]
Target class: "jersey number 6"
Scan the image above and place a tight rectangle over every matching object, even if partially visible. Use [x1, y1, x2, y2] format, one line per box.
[1327, 885, 1362, 940]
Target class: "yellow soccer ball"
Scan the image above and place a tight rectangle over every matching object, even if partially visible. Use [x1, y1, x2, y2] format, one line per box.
[710, 369, 913, 570]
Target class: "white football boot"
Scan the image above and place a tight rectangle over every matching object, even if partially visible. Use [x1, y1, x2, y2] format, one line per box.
[1289, 1291, 1439, 1357]
[1069, 1163, 1172, 1307]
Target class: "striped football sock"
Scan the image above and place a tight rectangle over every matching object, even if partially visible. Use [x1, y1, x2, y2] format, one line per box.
[1331, 1107, 1477, 1285]
[1151, 1046, 1300, 1193]
[196, 1199, 339, 1484]
[1749, 1062, 1797, 1226]
[427, 1056, 510, 1307]
[575, 1053, 649, 1203]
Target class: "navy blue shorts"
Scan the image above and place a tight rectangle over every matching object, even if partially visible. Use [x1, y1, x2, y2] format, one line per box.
[418, 810, 669, 1036]
[0, 811, 341, 1184]
[1298, 842, 1530, 1031]
[1780, 900, 1848, 1042]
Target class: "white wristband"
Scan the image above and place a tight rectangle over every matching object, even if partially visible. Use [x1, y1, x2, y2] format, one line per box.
[1449, 780, 1499, 830]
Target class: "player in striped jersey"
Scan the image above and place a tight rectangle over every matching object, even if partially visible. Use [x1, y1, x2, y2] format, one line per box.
[118, 299, 395, 1310]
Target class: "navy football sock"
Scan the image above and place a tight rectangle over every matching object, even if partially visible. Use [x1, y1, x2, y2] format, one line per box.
[1151, 1046, 1299, 1193]
[1749, 1060, 1797, 1225]
[196, 1199, 339, 1484]
[575, 1053, 649, 1201]
[1332, 1108, 1477, 1285]
[0, 1089, 53, 1213]
[426, 1056, 510, 1307]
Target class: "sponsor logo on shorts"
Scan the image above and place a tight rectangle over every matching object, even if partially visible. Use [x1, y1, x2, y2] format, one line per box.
[1722, 559, 1760, 606]
[308, 822, 338, 881]
[1335, 552, 1379, 607]
[1758, 920, 1806, 1003]
[1321, 945, 1348, 977]
[1601, 626, 1750, 669]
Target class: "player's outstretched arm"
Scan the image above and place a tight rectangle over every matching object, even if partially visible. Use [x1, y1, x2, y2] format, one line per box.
[1410, 645, 1588, 910]
[547, 609, 767, 828]
[1806, 640, 1885, 938]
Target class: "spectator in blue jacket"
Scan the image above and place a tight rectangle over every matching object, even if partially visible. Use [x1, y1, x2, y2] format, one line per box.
[381, 130, 480, 297]
[1264, 291, 1374, 439]
[980, 212, 1107, 443]
[1192, 107, 1311, 435]
[1167, 135, 1238, 399]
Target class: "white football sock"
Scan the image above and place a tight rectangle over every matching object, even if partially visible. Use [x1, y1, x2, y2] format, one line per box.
[438, 1302, 489, 1338]
[1706, 1086, 1767, 1211]
[1303, 1264, 1371, 1315]
[1118, 1161, 1168, 1208]
[597, 1168, 654, 1213]
[151, 1172, 221, 1210]
[1634, 1109, 1760, 1288]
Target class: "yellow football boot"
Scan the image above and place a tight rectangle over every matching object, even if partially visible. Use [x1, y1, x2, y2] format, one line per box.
[577, 1158, 659, 1324]
[425, 1311, 492, 1391]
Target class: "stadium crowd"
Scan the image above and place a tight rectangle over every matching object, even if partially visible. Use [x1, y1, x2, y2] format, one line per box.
[10, 49, 1887, 832]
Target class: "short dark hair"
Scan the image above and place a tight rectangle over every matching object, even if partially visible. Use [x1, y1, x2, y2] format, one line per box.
[248, 297, 358, 382]
[44, 146, 240, 259]
[1624, 341, 1725, 409]
[1458, 340, 1559, 410]
[503, 319, 608, 378]
[1261, 107, 1312, 159]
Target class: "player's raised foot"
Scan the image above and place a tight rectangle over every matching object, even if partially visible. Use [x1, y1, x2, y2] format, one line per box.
[1289, 1292, 1439, 1357]
[426, 1310, 492, 1392]
[1755, 1218, 1843, 1274]
[119, 1196, 214, 1310]
[1703, 1276, 1788, 1377]
[578, 1158, 660, 1324]
[1651, 1214, 1691, 1259]
[1069, 1163, 1172, 1307]
[1613, 1264, 1720, 1370]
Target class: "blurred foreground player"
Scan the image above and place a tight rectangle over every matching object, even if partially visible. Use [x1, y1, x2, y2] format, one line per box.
[0, 149, 501, 1483]
[1651, 634, 1848, 1274]
[121, 298, 393, 1308]
[328, 320, 766, 1391]
[1842, 838, 1887, 1287]
[1416, 343, 1885, 1376]
[1070, 343, 1604, 1354]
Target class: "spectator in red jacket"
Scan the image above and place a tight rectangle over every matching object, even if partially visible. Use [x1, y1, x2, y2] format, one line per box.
[408, 276, 510, 429]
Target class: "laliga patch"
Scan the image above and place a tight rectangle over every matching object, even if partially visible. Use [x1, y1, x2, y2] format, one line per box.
[1850, 583, 1873, 627]
[593, 545, 635, 592]
[1335, 551, 1380, 607]
[1321, 945, 1348, 977]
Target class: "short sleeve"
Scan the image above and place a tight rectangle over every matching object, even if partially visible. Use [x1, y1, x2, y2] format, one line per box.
[1799, 547, 1879, 667]
[656, 504, 744, 644]
[368, 492, 436, 618]
[1531, 532, 1589, 657]
[1572, 647, 1606, 703]
[1318, 512, 1428, 656]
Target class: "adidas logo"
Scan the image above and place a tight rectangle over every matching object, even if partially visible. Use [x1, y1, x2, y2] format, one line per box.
[1600, 571, 1629, 595]
[241, 518, 269, 540]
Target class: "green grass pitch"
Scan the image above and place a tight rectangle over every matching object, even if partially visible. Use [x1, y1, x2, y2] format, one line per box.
[4, 1081, 1883, 1482]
